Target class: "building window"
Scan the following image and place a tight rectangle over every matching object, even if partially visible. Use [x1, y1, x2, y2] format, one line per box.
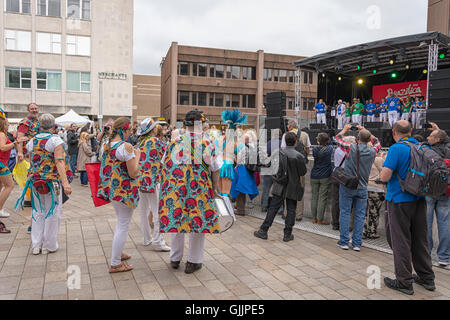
[216, 65, 224, 78]
[303, 71, 309, 84]
[232, 94, 240, 108]
[248, 95, 256, 108]
[191, 92, 197, 106]
[36, 69, 62, 91]
[36, 32, 61, 54]
[66, 35, 90, 56]
[224, 94, 231, 107]
[288, 71, 294, 83]
[242, 67, 249, 80]
[178, 62, 189, 76]
[242, 95, 247, 108]
[208, 93, 214, 106]
[67, 0, 90, 20]
[273, 69, 279, 82]
[37, 0, 61, 17]
[5, 30, 31, 51]
[177, 91, 189, 105]
[288, 98, 294, 110]
[215, 93, 224, 107]
[279, 70, 287, 82]
[198, 64, 207, 77]
[6, 0, 31, 14]
[5, 67, 31, 89]
[231, 66, 240, 79]
[192, 63, 198, 76]
[67, 71, 90, 92]
[309, 72, 313, 84]
[264, 69, 272, 81]
[209, 65, 215, 78]
[198, 92, 207, 106]
[226, 66, 232, 79]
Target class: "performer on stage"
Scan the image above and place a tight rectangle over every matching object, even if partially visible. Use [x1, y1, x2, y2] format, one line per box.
[159, 109, 221, 274]
[366, 99, 377, 123]
[387, 93, 401, 127]
[344, 102, 352, 126]
[413, 96, 425, 129]
[136, 118, 170, 252]
[401, 96, 413, 121]
[379, 98, 388, 123]
[336, 100, 345, 130]
[97, 117, 141, 273]
[314, 99, 327, 125]
[351, 98, 364, 125]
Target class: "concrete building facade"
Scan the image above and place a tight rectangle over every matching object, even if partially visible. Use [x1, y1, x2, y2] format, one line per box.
[132, 74, 161, 122]
[428, 0, 450, 36]
[0, 0, 133, 120]
[161, 42, 318, 128]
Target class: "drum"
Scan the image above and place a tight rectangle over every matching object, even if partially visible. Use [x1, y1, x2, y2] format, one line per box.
[215, 197, 236, 233]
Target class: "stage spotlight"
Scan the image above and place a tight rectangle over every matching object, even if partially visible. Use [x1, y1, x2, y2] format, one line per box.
[322, 73, 326, 78]
[423, 69, 428, 74]
[357, 79, 364, 85]
[389, 57, 396, 65]
[338, 76, 342, 81]
[390, 72, 398, 79]
[372, 69, 378, 75]
[439, 49, 447, 59]
[357, 64, 362, 71]
[405, 63, 410, 70]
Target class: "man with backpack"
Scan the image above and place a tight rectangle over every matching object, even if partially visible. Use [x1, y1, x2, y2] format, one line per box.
[425, 123, 450, 268]
[380, 120, 436, 295]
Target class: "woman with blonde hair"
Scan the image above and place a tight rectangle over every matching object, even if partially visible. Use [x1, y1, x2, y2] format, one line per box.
[97, 117, 140, 273]
[77, 132, 95, 187]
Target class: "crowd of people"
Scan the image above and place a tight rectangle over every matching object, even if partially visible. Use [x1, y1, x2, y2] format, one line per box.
[314, 93, 427, 130]
[0, 102, 448, 297]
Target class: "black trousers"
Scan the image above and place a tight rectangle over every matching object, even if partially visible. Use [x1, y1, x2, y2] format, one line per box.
[261, 195, 297, 236]
[331, 180, 340, 228]
[385, 199, 435, 286]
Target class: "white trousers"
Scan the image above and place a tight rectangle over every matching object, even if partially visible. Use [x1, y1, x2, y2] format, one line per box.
[388, 111, 399, 127]
[401, 113, 410, 121]
[344, 116, 351, 126]
[380, 113, 387, 123]
[316, 114, 326, 125]
[352, 114, 362, 125]
[170, 233, 205, 264]
[139, 190, 166, 246]
[337, 115, 344, 130]
[367, 115, 376, 122]
[111, 201, 134, 267]
[31, 186, 62, 252]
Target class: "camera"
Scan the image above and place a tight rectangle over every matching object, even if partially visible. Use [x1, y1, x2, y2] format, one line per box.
[423, 123, 432, 129]
[349, 123, 359, 131]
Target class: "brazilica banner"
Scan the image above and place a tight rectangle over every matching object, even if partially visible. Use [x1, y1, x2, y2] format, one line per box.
[372, 80, 428, 102]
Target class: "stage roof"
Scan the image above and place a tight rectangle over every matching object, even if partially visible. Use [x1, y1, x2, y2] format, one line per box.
[293, 32, 450, 78]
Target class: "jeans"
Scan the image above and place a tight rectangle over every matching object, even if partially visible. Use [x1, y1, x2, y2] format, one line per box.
[70, 153, 78, 174]
[311, 178, 331, 221]
[261, 195, 297, 236]
[339, 186, 368, 247]
[80, 171, 88, 185]
[426, 196, 450, 263]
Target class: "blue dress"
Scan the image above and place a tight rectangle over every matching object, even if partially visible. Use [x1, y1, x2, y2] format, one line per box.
[230, 165, 259, 200]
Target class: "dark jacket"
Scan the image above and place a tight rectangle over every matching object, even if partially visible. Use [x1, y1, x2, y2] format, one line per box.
[428, 137, 450, 159]
[67, 130, 79, 155]
[311, 145, 333, 179]
[272, 146, 307, 201]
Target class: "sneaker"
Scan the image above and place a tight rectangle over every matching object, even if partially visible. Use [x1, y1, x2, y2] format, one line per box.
[32, 248, 40, 255]
[413, 274, 436, 291]
[41, 249, 49, 255]
[352, 246, 361, 252]
[254, 229, 268, 240]
[27, 226, 32, 234]
[143, 240, 152, 247]
[151, 243, 171, 252]
[281, 215, 286, 220]
[0, 210, 10, 218]
[438, 260, 449, 267]
[337, 241, 349, 250]
[384, 277, 414, 295]
[170, 261, 180, 269]
[185, 261, 202, 274]
[283, 234, 294, 242]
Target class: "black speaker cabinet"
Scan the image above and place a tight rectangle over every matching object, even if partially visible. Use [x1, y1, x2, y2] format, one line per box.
[428, 69, 450, 109]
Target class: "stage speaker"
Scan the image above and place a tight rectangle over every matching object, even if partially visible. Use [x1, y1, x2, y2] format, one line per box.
[310, 124, 328, 130]
[266, 91, 287, 118]
[380, 129, 394, 148]
[365, 122, 384, 129]
[428, 69, 450, 109]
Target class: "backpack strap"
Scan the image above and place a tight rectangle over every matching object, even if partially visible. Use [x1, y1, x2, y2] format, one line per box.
[394, 140, 413, 193]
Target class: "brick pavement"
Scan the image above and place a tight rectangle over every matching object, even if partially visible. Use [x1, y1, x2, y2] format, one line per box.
[0, 182, 449, 300]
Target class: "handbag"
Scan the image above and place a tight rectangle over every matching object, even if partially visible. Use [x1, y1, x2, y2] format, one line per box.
[331, 144, 360, 190]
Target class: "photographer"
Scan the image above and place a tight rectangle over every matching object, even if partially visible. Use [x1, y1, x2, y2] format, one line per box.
[67, 123, 79, 177]
[97, 120, 113, 162]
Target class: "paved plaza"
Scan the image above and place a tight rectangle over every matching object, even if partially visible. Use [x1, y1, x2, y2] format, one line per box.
[0, 181, 449, 300]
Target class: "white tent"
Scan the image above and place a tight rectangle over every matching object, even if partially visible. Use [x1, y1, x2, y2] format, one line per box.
[55, 109, 92, 127]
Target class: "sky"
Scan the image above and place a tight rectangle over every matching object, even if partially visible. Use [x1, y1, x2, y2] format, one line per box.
[133, 0, 428, 75]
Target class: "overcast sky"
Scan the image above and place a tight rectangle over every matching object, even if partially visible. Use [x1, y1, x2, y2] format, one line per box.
[134, 0, 428, 75]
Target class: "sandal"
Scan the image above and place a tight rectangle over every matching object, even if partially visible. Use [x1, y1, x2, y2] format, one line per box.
[109, 262, 133, 273]
[121, 253, 131, 261]
[0, 222, 10, 234]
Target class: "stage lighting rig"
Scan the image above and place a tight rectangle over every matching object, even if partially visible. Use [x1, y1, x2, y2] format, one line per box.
[389, 57, 396, 65]
[390, 72, 398, 79]
[439, 48, 448, 59]
[372, 52, 380, 65]
[357, 79, 364, 85]
[423, 69, 428, 74]
[356, 63, 362, 71]
[405, 63, 411, 70]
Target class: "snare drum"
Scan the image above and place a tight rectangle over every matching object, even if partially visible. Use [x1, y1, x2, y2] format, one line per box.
[215, 197, 236, 233]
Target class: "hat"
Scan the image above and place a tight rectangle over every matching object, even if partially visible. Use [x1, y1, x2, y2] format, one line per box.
[137, 117, 161, 136]
[0, 106, 5, 120]
[184, 109, 206, 126]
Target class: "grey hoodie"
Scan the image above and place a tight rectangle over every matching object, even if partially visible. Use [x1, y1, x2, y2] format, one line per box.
[343, 143, 376, 190]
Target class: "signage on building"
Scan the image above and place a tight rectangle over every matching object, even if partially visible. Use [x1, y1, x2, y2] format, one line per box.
[372, 80, 428, 102]
[98, 72, 128, 80]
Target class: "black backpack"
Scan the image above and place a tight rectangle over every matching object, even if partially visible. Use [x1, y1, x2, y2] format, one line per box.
[396, 141, 448, 197]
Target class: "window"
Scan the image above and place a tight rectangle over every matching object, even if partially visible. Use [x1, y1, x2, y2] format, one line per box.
[216, 65, 224, 78]
[36, 69, 61, 90]
[37, 0, 61, 17]
[226, 66, 232, 79]
[288, 71, 294, 83]
[36, 32, 61, 54]
[67, 0, 90, 19]
[232, 94, 240, 108]
[264, 69, 272, 81]
[6, 0, 30, 14]
[66, 35, 90, 56]
[303, 71, 308, 84]
[178, 62, 189, 75]
[177, 91, 189, 105]
[248, 95, 256, 108]
[225, 94, 231, 107]
[215, 93, 224, 107]
[5, 30, 31, 51]
[242, 95, 247, 108]
[273, 69, 279, 82]
[288, 98, 294, 110]
[209, 93, 214, 106]
[309, 72, 313, 84]
[66, 71, 90, 92]
[198, 64, 207, 77]
[279, 70, 287, 82]
[192, 92, 197, 106]
[242, 67, 249, 80]
[5, 67, 31, 89]
[231, 66, 240, 79]
[209, 65, 215, 78]
[192, 63, 198, 76]
[198, 93, 207, 106]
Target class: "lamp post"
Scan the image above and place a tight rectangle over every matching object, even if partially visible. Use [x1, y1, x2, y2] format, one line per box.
[98, 80, 103, 128]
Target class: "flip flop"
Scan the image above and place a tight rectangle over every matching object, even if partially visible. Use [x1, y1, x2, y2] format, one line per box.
[109, 262, 133, 273]
[121, 253, 131, 261]
[0, 222, 11, 234]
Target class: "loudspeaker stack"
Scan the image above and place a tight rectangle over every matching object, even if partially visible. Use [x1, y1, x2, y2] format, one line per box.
[428, 69, 450, 132]
[266, 91, 287, 118]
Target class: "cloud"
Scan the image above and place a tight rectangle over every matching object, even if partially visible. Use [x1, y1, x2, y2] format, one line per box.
[134, 0, 427, 75]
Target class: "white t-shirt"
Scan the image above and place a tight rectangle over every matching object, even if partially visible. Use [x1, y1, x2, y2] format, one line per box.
[111, 141, 135, 162]
[26, 133, 64, 154]
[281, 130, 312, 150]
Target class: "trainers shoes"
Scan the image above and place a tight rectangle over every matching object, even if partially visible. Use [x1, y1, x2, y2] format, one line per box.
[337, 241, 349, 250]
[27, 226, 32, 234]
[24, 201, 32, 208]
[0, 210, 10, 218]
[413, 274, 436, 291]
[41, 249, 49, 255]
[352, 246, 361, 252]
[32, 248, 40, 255]
[152, 243, 171, 252]
[384, 277, 414, 295]
[254, 229, 268, 240]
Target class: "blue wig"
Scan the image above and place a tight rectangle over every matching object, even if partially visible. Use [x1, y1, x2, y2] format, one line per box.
[221, 109, 248, 129]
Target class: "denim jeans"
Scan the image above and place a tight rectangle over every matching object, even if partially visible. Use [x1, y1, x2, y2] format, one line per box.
[70, 153, 78, 174]
[80, 171, 88, 186]
[426, 196, 450, 263]
[339, 186, 368, 247]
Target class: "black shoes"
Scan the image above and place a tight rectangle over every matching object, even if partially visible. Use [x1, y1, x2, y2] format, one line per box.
[23, 200, 32, 208]
[384, 277, 414, 295]
[185, 262, 202, 274]
[283, 234, 294, 242]
[332, 225, 339, 231]
[296, 218, 303, 222]
[413, 274, 436, 291]
[254, 229, 268, 240]
[170, 261, 180, 269]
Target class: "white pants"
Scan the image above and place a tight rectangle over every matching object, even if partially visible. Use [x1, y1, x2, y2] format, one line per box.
[316, 114, 326, 125]
[337, 115, 344, 130]
[352, 114, 362, 125]
[380, 113, 387, 123]
[401, 113, 410, 121]
[388, 111, 399, 127]
[367, 115, 376, 123]
[139, 190, 167, 247]
[170, 233, 205, 264]
[111, 201, 134, 267]
[344, 116, 351, 126]
[31, 186, 62, 252]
